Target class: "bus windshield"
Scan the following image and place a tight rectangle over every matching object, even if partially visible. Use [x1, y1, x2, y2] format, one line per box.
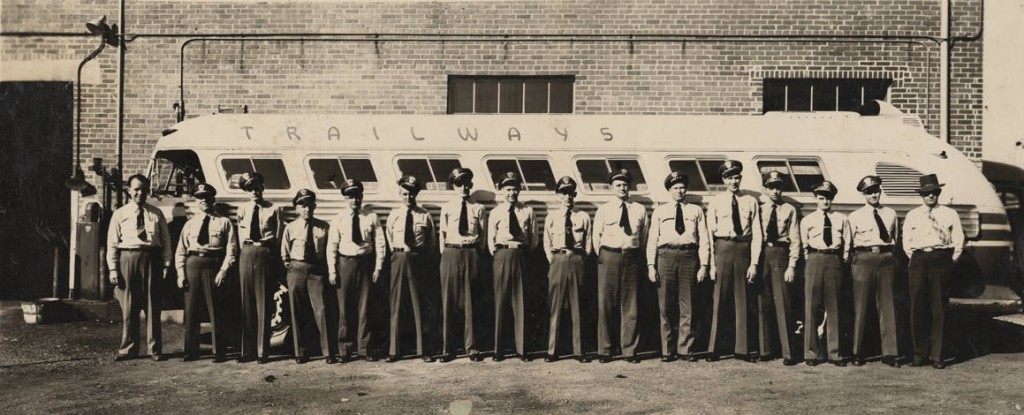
[149, 150, 205, 198]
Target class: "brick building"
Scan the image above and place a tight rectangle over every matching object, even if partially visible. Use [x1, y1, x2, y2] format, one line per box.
[0, 0, 984, 298]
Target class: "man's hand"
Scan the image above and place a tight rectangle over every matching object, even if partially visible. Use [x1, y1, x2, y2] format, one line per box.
[372, 270, 381, 283]
[784, 267, 796, 283]
[109, 270, 121, 286]
[647, 265, 658, 283]
[162, 267, 170, 280]
[214, 270, 227, 287]
[329, 274, 338, 287]
[177, 275, 187, 290]
[697, 265, 708, 282]
[746, 265, 757, 283]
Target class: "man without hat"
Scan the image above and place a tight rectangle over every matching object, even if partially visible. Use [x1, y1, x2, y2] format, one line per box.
[327, 179, 387, 361]
[848, 175, 902, 368]
[175, 183, 238, 362]
[437, 168, 488, 362]
[235, 172, 281, 364]
[757, 171, 801, 366]
[799, 180, 852, 366]
[384, 176, 437, 362]
[107, 174, 173, 361]
[646, 172, 710, 362]
[281, 189, 335, 364]
[488, 171, 537, 361]
[543, 176, 593, 363]
[706, 160, 764, 363]
[902, 174, 964, 369]
[591, 168, 649, 364]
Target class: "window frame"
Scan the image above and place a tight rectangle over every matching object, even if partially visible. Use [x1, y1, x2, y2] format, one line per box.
[482, 155, 558, 192]
[447, 75, 575, 114]
[571, 156, 650, 195]
[304, 154, 380, 193]
[392, 154, 464, 193]
[216, 154, 292, 193]
[663, 156, 731, 195]
[762, 78, 892, 113]
[752, 156, 829, 194]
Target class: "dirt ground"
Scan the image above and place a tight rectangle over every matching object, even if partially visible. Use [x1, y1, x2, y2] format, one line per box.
[2, 302, 1024, 415]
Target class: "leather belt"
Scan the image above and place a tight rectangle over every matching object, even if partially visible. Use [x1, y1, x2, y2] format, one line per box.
[392, 247, 424, 253]
[807, 248, 840, 254]
[444, 243, 476, 249]
[854, 246, 892, 254]
[187, 250, 224, 259]
[551, 248, 586, 255]
[715, 236, 751, 243]
[495, 243, 524, 250]
[600, 246, 640, 253]
[338, 253, 368, 259]
[242, 240, 274, 247]
[765, 241, 790, 248]
[919, 247, 953, 254]
[119, 246, 159, 252]
[658, 244, 698, 251]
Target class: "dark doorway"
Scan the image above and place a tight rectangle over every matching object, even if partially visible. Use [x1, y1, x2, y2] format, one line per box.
[0, 82, 73, 299]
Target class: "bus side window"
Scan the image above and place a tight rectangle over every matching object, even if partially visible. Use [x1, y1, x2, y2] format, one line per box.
[756, 158, 825, 193]
[575, 158, 647, 192]
[151, 150, 204, 197]
[309, 157, 378, 191]
[221, 157, 291, 190]
[666, 159, 729, 192]
[397, 157, 462, 191]
[485, 158, 556, 191]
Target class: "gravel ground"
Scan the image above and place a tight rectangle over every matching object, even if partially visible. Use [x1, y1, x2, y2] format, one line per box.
[2, 302, 1024, 414]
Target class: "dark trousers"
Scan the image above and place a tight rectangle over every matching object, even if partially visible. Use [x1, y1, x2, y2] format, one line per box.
[239, 244, 273, 359]
[389, 251, 427, 357]
[758, 246, 797, 360]
[548, 253, 584, 357]
[908, 250, 953, 363]
[288, 260, 333, 358]
[336, 255, 374, 357]
[852, 251, 899, 357]
[656, 248, 699, 357]
[804, 252, 842, 361]
[709, 240, 757, 356]
[597, 248, 641, 357]
[184, 255, 227, 358]
[440, 247, 480, 355]
[493, 248, 526, 356]
[115, 250, 162, 357]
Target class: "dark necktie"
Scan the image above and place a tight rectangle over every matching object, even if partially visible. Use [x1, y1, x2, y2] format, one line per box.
[564, 210, 575, 248]
[619, 203, 633, 236]
[508, 204, 523, 239]
[351, 211, 364, 244]
[766, 205, 779, 242]
[874, 209, 891, 243]
[674, 203, 685, 235]
[731, 195, 743, 237]
[249, 204, 261, 242]
[823, 213, 833, 247]
[458, 200, 469, 236]
[136, 206, 148, 241]
[198, 215, 210, 246]
[405, 208, 416, 247]
[304, 220, 316, 262]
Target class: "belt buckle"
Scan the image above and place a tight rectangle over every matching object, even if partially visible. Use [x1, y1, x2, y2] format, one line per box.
[922, 247, 934, 253]
[870, 246, 881, 254]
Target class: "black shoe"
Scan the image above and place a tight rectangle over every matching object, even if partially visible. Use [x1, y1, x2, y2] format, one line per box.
[114, 354, 134, 362]
[385, 355, 399, 363]
[758, 355, 773, 362]
[851, 356, 866, 366]
[909, 359, 929, 367]
[705, 354, 719, 362]
[805, 359, 822, 367]
[685, 355, 698, 362]
[625, 356, 641, 364]
[180, 354, 198, 362]
[881, 356, 901, 368]
[338, 355, 352, 364]
[469, 353, 484, 362]
[326, 356, 338, 364]
[364, 355, 379, 362]
[295, 356, 309, 364]
[492, 354, 504, 362]
[829, 360, 847, 367]
[660, 355, 675, 363]
[598, 355, 613, 364]
[258, 356, 269, 364]
[213, 355, 227, 363]
[422, 355, 435, 363]
[439, 354, 454, 363]
[782, 358, 798, 366]
[520, 355, 531, 362]
[151, 354, 165, 362]
[744, 355, 759, 363]
[577, 355, 591, 363]
[932, 361, 947, 369]
[544, 354, 557, 363]
[237, 355, 255, 363]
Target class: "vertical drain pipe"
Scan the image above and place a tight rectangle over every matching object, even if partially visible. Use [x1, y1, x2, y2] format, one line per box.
[940, 0, 950, 143]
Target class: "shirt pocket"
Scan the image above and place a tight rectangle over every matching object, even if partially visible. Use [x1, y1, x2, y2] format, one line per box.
[807, 226, 823, 241]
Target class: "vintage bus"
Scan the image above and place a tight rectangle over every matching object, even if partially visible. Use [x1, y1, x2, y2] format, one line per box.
[140, 103, 1021, 344]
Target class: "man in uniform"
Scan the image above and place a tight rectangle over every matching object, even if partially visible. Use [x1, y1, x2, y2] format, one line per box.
[438, 168, 488, 362]
[543, 177, 592, 363]
[800, 180, 851, 366]
[235, 172, 281, 364]
[902, 174, 964, 369]
[488, 171, 536, 362]
[849, 175, 901, 368]
[107, 174, 172, 361]
[758, 171, 801, 366]
[706, 160, 763, 363]
[328, 179, 386, 361]
[385, 176, 436, 363]
[281, 189, 334, 364]
[592, 168, 648, 364]
[175, 183, 238, 362]
[646, 172, 710, 362]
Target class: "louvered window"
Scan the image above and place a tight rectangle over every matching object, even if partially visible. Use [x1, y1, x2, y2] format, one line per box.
[874, 162, 924, 197]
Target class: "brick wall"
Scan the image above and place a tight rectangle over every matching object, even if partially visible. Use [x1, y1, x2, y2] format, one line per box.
[1, 0, 984, 181]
